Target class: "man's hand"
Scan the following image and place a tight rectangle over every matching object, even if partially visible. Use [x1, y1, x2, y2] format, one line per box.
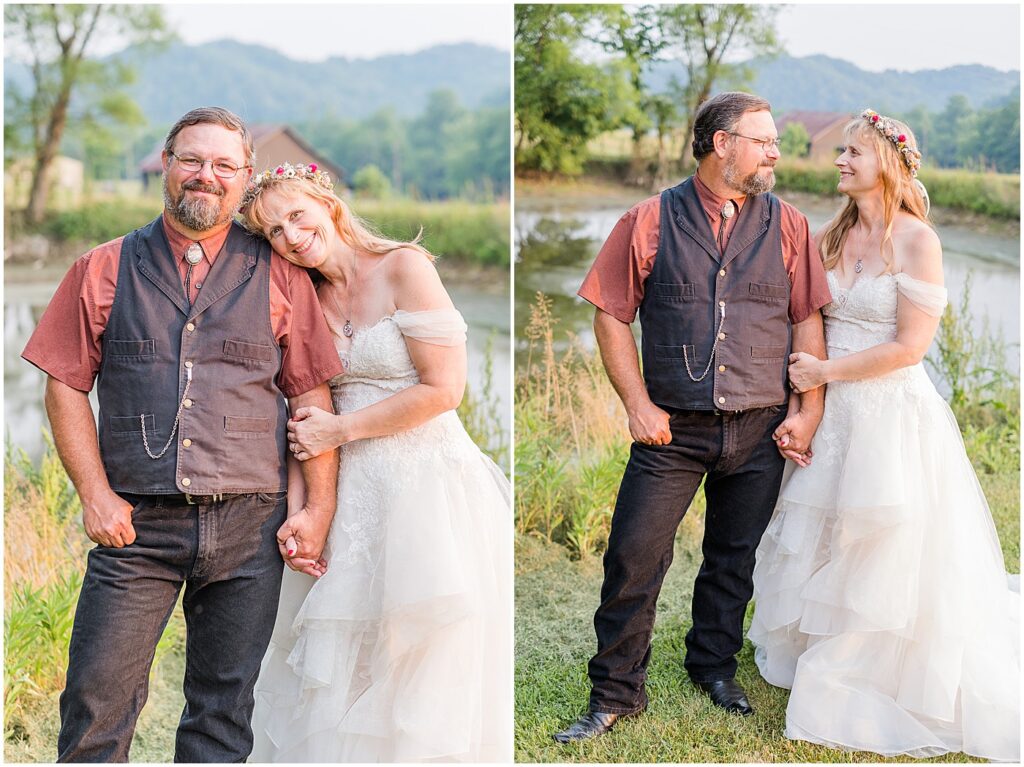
[276, 506, 332, 578]
[772, 412, 820, 467]
[628, 399, 672, 446]
[82, 490, 136, 547]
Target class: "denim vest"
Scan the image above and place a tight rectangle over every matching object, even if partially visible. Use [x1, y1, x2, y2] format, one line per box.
[97, 217, 288, 494]
[638, 178, 791, 411]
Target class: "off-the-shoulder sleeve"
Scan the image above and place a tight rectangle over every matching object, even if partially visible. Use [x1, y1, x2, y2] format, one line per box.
[894, 272, 948, 317]
[392, 309, 468, 346]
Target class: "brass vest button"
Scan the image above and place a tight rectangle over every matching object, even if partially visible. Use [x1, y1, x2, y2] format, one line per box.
[186, 322, 196, 332]
[183, 399, 193, 408]
[719, 365, 726, 372]
[181, 477, 191, 487]
[182, 439, 192, 448]
[718, 396, 725, 404]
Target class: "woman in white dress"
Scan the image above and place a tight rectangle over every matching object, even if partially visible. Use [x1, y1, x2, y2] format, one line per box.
[238, 163, 511, 762]
[749, 110, 1019, 761]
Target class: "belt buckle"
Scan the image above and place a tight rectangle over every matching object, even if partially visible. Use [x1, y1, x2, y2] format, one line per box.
[184, 492, 223, 505]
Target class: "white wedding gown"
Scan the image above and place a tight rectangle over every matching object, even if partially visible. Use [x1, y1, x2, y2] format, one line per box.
[749, 271, 1020, 761]
[250, 309, 512, 763]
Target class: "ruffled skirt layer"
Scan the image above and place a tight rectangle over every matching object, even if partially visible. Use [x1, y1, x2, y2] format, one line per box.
[250, 412, 512, 762]
[750, 366, 1019, 761]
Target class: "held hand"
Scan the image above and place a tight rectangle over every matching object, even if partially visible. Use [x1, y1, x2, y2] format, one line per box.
[788, 352, 829, 393]
[628, 400, 672, 446]
[82, 491, 136, 547]
[276, 507, 332, 578]
[773, 412, 819, 467]
[287, 407, 340, 460]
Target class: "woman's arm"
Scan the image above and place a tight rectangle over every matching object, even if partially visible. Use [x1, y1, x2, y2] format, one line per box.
[289, 248, 467, 456]
[788, 224, 944, 391]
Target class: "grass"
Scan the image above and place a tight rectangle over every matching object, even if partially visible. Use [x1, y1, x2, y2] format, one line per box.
[3, 439, 186, 763]
[515, 533, 988, 764]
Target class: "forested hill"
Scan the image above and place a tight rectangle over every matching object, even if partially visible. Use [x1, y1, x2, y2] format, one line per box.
[6, 40, 510, 124]
[645, 54, 1019, 114]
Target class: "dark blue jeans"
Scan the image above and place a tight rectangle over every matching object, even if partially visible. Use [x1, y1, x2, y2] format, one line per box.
[588, 406, 786, 714]
[57, 492, 287, 763]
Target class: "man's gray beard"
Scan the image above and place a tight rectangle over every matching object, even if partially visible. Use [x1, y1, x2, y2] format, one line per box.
[723, 153, 776, 195]
[162, 174, 232, 232]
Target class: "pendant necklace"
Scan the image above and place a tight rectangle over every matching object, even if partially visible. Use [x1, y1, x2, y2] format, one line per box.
[328, 288, 354, 338]
[854, 257, 864, 274]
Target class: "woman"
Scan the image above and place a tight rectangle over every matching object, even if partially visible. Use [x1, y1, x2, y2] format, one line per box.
[749, 111, 1019, 760]
[239, 163, 511, 762]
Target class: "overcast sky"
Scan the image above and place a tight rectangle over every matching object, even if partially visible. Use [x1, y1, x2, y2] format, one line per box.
[160, 3, 511, 60]
[776, 4, 1019, 72]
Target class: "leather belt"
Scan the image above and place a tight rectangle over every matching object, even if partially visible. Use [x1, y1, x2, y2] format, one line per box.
[159, 493, 239, 505]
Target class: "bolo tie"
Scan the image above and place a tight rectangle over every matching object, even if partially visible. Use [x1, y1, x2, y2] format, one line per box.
[718, 200, 735, 254]
[184, 242, 203, 306]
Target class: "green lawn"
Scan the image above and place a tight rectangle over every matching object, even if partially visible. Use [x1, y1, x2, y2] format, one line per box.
[515, 515, 1003, 763]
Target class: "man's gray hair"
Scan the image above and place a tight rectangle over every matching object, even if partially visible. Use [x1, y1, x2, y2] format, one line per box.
[691, 92, 772, 162]
[163, 107, 255, 165]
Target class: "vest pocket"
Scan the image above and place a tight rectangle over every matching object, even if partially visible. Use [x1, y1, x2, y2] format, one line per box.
[223, 339, 273, 362]
[748, 282, 788, 303]
[106, 338, 155, 359]
[224, 416, 271, 438]
[655, 344, 696, 361]
[651, 282, 696, 303]
[750, 345, 786, 362]
[110, 414, 155, 434]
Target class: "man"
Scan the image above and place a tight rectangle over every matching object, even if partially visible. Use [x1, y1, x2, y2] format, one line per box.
[554, 92, 832, 743]
[21, 107, 344, 762]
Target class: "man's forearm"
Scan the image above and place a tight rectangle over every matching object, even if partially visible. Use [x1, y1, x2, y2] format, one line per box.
[791, 312, 827, 418]
[44, 376, 111, 503]
[289, 383, 339, 515]
[594, 309, 647, 412]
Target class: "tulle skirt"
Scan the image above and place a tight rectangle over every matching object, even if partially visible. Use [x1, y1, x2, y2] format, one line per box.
[250, 412, 512, 762]
[750, 365, 1020, 761]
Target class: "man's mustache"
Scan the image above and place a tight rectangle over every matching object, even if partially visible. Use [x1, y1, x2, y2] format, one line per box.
[182, 180, 224, 196]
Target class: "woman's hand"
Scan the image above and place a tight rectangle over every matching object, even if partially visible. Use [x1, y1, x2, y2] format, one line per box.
[788, 351, 829, 393]
[288, 406, 345, 460]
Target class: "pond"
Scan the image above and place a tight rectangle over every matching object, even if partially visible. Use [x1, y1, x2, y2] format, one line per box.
[515, 193, 1020, 391]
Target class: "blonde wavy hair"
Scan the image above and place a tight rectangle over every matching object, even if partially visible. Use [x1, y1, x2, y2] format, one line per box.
[819, 115, 931, 273]
[241, 174, 434, 264]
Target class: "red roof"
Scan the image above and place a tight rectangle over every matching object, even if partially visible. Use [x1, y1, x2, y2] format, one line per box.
[776, 111, 853, 141]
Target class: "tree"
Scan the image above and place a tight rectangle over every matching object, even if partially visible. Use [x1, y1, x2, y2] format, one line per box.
[515, 4, 626, 174]
[591, 5, 667, 181]
[351, 164, 392, 199]
[779, 122, 810, 158]
[657, 4, 780, 168]
[4, 4, 168, 222]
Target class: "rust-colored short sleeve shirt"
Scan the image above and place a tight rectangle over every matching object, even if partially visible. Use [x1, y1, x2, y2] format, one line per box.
[578, 180, 832, 325]
[22, 218, 343, 397]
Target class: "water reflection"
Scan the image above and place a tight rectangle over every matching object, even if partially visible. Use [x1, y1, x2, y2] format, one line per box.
[515, 203, 1021, 387]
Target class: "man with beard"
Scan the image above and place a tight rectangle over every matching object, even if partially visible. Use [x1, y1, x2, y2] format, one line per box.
[554, 92, 832, 743]
[22, 107, 344, 762]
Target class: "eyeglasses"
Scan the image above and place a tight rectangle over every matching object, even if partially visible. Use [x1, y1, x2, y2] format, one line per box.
[727, 132, 781, 151]
[169, 152, 249, 179]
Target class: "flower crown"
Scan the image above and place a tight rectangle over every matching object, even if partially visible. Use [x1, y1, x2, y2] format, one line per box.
[861, 109, 922, 177]
[240, 161, 335, 210]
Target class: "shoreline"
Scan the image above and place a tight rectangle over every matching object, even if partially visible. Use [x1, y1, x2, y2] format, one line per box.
[515, 175, 1021, 242]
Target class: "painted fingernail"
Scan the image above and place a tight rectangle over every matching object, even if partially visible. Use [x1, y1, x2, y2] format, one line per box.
[287, 548, 295, 556]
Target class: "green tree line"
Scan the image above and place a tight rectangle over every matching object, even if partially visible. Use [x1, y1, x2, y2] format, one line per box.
[515, 4, 1019, 179]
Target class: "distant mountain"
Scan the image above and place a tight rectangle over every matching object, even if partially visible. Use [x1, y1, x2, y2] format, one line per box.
[644, 54, 1019, 115]
[5, 40, 510, 125]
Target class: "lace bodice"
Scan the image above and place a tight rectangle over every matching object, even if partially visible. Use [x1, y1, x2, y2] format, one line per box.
[328, 309, 468, 411]
[815, 270, 949, 466]
[823, 271, 947, 357]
